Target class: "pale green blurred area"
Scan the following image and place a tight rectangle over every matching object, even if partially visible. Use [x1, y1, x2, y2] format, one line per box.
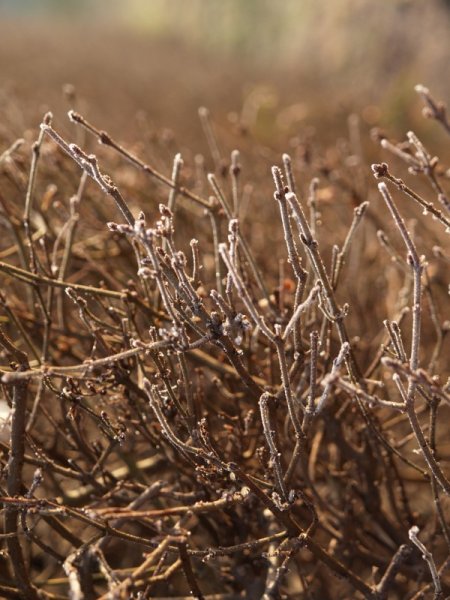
[117, 0, 450, 79]
[115, 0, 450, 107]
[0, 0, 449, 140]
[2, 0, 449, 73]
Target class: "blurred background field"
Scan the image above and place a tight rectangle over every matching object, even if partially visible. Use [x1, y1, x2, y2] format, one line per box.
[1, 0, 450, 147]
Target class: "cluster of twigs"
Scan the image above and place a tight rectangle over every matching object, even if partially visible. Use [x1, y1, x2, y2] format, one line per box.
[0, 84, 449, 599]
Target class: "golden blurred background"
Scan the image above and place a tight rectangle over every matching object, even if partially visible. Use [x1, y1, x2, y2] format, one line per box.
[0, 0, 449, 145]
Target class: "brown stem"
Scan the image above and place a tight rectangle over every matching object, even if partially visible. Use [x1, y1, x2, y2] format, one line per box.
[0, 329, 39, 599]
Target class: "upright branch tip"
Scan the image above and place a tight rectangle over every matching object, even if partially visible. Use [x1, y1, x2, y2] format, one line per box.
[271, 166, 284, 195]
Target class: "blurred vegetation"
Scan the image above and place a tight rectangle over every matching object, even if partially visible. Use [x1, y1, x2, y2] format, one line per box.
[0, 1, 449, 152]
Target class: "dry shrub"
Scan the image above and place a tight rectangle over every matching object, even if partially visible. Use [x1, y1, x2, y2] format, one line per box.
[0, 84, 449, 599]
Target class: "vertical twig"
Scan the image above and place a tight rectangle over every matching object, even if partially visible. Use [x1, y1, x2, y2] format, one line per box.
[409, 526, 442, 599]
[0, 329, 39, 599]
